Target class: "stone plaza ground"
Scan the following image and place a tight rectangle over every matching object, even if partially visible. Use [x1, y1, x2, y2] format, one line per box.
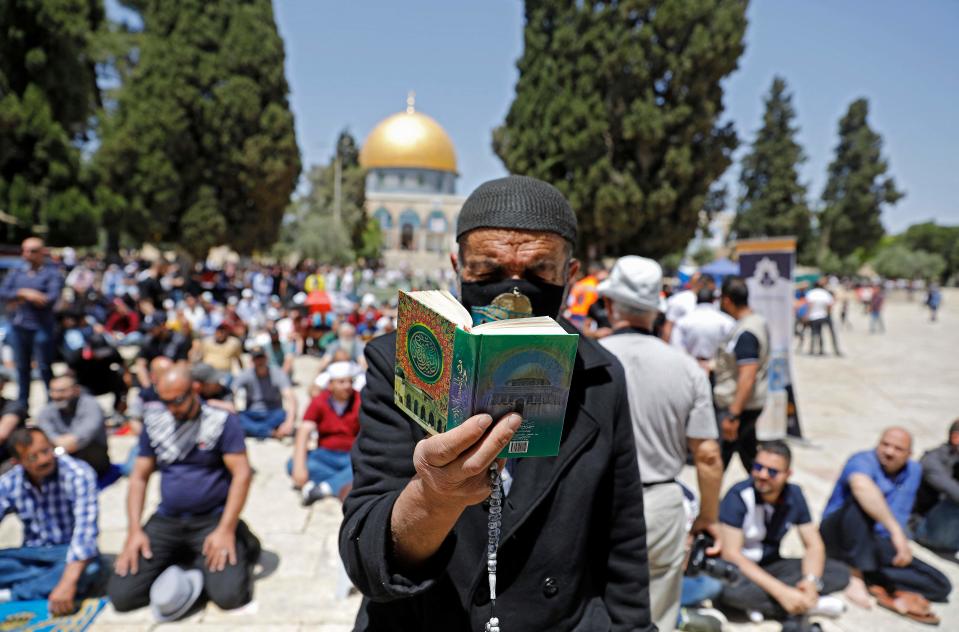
[2, 290, 957, 631]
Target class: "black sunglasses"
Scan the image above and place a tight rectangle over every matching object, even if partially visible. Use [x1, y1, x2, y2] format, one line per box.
[159, 391, 192, 407]
[751, 462, 781, 478]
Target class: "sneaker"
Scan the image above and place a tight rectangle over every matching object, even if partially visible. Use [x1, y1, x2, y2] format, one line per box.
[300, 481, 316, 506]
[808, 595, 845, 617]
[677, 608, 724, 632]
[303, 481, 333, 506]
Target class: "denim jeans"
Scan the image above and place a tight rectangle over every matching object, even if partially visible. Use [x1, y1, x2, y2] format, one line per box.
[9, 325, 54, 408]
[0, 545, 101, 601]
[238, 408, 286, 438]
[915, 499, 959, 551]
[286, 448, 353, 496]
[681, 574, 723, 607]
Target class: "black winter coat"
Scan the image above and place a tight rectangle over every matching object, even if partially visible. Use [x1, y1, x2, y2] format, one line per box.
[339, 324, 654, 631]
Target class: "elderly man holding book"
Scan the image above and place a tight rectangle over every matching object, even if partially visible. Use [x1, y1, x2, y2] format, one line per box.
[339, 175, 653, 631]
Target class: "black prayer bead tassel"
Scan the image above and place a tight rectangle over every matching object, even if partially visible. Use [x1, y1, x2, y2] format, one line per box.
[485, 462, 502, 632]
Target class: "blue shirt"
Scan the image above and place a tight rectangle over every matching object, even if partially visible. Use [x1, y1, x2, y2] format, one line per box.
[720, 478, 812, 564]
[139, 405, 247, 517]
[822, 450, 921, 537]
[0, 455, 99, 563]
[0, 263, 63, 330]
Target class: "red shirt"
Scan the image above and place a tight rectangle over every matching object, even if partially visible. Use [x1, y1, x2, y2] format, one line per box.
[303, 389, 361, 452]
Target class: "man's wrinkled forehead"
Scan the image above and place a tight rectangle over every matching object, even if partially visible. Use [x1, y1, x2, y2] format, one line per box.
[459, 229, 569, 276]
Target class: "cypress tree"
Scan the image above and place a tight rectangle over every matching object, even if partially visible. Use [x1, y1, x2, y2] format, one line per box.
[0, 0, 104, 245]
[284, 130, 374, 264]
[96, 0, 300, 257]
[733, 77, 812, 256]
[494, 0, 747, 260]
[819, 98, 903, 258]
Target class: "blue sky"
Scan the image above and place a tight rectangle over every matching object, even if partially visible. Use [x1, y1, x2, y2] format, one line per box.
[110, 1, 959, 233]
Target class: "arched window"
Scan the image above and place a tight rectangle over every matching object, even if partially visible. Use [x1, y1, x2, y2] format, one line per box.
[399, 209, 420, 251]
[425, 210, 449, 253]
[373, 207, 393, 248]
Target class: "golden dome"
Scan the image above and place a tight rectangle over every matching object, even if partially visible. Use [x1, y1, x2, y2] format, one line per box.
[360, 97, 457, 173]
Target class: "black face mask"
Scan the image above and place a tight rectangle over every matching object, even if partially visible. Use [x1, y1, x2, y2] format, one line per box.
[459, 276, 567, 326]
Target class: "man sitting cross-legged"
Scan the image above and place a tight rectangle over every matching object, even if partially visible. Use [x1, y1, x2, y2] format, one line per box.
[821, 427, 951, 623]
[289, 361, 360, 505]
[719, 440, 851, 626]
[232, 345, 296, 439]
[0, 428, 101, 615]
[107, 365, 261, 614]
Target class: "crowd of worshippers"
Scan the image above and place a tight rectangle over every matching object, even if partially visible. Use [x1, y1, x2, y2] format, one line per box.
[1, 181, 957, 630]
[0, 237, 370, 618]
[567, 255, 956, 630]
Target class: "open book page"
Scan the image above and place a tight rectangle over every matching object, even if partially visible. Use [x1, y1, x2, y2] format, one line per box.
[472, 315, 566, 336]
[407, 290, 472, 329]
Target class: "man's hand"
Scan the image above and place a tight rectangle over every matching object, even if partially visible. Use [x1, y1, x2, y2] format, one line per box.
[202, 527, 237, 572]
[720, 416, 740, 442]
[48, 578, 77, 616]
[690, 516, 722, 556]
[114, 529, 152, 576]
[775, 585, 813, 615]
[413, 412, 522, 510]
[273, 420, 294, 438]
[891, 529, 913, 567]
[796, 578, 820, 605]
[291, 464, 309, 489]
[17, 287, 48, 307]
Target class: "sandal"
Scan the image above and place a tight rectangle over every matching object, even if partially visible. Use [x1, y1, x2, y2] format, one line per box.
[868, 585, 940, 626]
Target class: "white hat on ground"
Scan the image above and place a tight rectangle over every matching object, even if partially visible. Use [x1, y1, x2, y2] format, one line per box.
[150, 565, 203, 622]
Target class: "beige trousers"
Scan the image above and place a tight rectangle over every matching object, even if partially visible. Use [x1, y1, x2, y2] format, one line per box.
[642, 482, 687, 632]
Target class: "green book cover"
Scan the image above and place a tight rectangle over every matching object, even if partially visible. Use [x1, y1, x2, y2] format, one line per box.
[394, 290, 578, 458]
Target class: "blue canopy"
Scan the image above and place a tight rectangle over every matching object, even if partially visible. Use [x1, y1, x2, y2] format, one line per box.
[700, 258, 740, 281]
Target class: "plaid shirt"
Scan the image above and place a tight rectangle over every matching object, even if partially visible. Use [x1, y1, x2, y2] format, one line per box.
[0, 454, 99, 563]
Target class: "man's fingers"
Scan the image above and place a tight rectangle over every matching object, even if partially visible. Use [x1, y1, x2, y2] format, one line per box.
[420, 414, 493, 467]
[114, 555, 127, 576]
[458, 414, 522, 475]
[228, 545, 237, 567]
[142, 541, 153, 560]
[130, 553, 139, 576]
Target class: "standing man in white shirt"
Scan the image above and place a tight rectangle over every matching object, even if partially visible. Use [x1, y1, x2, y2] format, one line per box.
[671, 287, 735, 374]
[598, 256, 724, 631]
[661, 273, 702, 343]
[804, 279, 841, 356]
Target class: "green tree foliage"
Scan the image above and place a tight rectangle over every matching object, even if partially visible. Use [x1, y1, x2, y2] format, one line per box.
[819, 98, 903, 258]
[493, 0, 747, 260]
[0, 0, 104, 245]
[733, 77, 812, 256]
[691, 243, 715, 266]
[282, 130, 378, 264]
[871, 244, 946, 281]
[896, 221, 959, 282]
[95, 0, 300, 258]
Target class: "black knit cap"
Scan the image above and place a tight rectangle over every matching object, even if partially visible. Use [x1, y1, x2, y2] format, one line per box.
[455, 175, 577, 244]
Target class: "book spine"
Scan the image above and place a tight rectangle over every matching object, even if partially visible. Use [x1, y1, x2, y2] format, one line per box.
[446, 328, 479, 430]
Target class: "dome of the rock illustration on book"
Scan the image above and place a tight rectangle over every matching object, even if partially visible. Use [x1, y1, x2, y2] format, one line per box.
[505, 363, 552, 387]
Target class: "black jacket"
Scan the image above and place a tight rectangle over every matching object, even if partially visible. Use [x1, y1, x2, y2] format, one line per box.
[915, 443, 959, 515]
[340, 325, 653, 631]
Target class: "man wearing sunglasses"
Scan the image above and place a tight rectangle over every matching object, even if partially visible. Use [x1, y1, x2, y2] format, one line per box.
[718, 441, 850, 627]
[107, 365, 260, 614]
[0, 237, 63, 409]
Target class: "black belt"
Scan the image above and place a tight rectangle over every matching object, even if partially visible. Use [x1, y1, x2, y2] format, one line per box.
[642, 479, 676, 488]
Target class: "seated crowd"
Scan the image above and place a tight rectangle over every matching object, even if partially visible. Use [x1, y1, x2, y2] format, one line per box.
[0, 240, 954, 629]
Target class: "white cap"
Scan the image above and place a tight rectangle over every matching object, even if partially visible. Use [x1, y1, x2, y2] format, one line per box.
[241, 288, 253, 298]
[597, 256, 663, 312]
[327, 361, 358, 380]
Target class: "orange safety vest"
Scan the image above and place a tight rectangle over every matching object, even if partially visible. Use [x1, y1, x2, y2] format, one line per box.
[568, 276, 599, 317]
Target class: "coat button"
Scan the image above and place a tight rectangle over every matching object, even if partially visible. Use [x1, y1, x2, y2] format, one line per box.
[542, 577, 558, 597]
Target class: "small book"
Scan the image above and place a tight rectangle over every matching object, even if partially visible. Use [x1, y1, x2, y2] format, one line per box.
[394, 289, 579, 457]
